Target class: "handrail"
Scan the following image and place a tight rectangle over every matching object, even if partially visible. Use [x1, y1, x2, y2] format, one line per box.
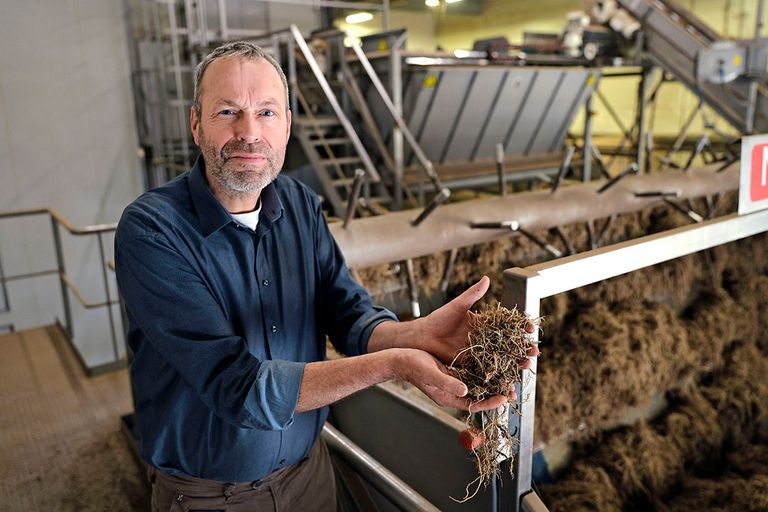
[0, 207, 117, 235]
[288, 24, 382, 183]
[321, 423, 440, 512]
[0, 207, 123, 376]
[350, 43, 445, 192]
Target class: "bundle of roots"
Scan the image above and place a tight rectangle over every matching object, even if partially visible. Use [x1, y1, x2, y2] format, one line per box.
[449, 303, 539, 502]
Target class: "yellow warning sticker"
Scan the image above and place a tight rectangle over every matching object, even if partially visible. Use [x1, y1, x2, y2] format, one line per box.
[423, 74, 438, 87]
[734, 55, 742, 66]
[587, 74, 596, 87]
[378, 39, 388, 52]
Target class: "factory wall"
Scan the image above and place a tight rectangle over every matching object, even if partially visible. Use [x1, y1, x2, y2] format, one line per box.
[0, 0, 143, 365]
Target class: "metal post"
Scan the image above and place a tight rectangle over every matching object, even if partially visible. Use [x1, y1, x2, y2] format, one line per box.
[756, 0, 765, 39]
[500, 268, 541, 512]
[287, 35, 299, 117]
[343, 169, 366, 228]
[51, 216, 73, 339]
[496, 143, 507, 196]
[97, 233, 121, 362]
[636, 67, 651, 174]
[582, 83, 594, 182]
[404, 259, 420, 318]
[382, 0, 390, 31]
[0, 250, 10, 313]
[391, 32, 405, 209]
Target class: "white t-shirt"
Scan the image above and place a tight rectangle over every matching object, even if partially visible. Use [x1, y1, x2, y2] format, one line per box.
[230, 201, 262, 231]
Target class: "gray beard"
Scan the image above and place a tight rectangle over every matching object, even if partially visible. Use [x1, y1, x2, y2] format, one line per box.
[199, 130, 285, 194]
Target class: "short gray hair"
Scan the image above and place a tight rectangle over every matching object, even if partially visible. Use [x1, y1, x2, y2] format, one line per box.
[193, 41, 290, 118]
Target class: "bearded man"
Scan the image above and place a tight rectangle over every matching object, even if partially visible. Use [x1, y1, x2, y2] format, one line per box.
[115, 41, 536, 511]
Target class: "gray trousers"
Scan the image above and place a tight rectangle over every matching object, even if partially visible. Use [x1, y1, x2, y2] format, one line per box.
[148, 440, 337, 511]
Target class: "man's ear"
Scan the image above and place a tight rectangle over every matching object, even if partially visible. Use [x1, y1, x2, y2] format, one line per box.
[190, 107, 200, 145]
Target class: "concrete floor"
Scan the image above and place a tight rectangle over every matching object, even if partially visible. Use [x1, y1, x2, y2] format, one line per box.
[0, 325, 149, 511]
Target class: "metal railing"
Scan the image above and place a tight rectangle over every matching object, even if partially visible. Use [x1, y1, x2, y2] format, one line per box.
[499, 207, 768, 512]
[0, 207, 123, 375]
[322, 423, 440, 512]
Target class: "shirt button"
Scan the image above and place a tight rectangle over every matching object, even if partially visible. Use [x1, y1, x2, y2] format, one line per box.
[271, 325, 277, 333]
[262, 279, 269, 286]
[279, 458, 286, 465]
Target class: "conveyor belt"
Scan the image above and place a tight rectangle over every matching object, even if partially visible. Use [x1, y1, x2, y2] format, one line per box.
[618, 0, 768, 133]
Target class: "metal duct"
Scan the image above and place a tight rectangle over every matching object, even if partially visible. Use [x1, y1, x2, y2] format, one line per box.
[331, 163, 739, 268]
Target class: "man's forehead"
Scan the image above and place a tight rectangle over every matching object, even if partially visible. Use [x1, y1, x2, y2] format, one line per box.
[202, 57, 285, 103]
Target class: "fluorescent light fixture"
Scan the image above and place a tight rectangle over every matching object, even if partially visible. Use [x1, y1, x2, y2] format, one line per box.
[345, 11, 373, 24]
[454, 49, 472, 58]
[445, 0, 462, 3]
[425, 0, 439, 6]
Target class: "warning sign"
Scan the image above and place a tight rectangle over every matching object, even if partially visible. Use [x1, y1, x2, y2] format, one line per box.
[739, 135, 768, 214]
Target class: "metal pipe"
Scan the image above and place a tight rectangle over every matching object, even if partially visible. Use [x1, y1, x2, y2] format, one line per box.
[411, 187, 450, 227]
[321, 424, 440, 512]
[590, 144, 611, 179]
[552, 226, 575, 256]
[350, 43, 443, 191]
[0, 251, 9, 313]
[391, 32, 406, 209]
[496, 143, 507, 197]
[343, 169, 366, 228]
[51, 217, 73, 339]
[98, 233, 121, 362]
[551, 145, 576, 193]
[404, 259, 420, 318]
[663, 198, 704, 222]
[683, 134, 710, 170]
[440, 248, 458, 293]
[597, 163, 639, 193]
[330, 163, 739, 269]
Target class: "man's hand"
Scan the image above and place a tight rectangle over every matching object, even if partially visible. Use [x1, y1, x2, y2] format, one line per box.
[413, 276, 491, 364]
[391, 348, 509, 412]
[368, 276, 491, 362]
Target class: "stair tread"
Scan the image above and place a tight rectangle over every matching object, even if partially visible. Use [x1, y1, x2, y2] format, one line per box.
[320, 156, 362, 165]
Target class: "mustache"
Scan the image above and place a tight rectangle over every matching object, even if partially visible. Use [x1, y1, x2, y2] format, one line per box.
[221, 140, 274, 160]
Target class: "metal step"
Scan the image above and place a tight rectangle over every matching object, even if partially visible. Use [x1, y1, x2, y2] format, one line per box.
[320, 156, 362, 166]
[311, 137, 351, 146]
[295, 116, 340, 128]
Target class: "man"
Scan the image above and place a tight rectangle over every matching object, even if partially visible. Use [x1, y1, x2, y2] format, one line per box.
[116, 41, 536, 511]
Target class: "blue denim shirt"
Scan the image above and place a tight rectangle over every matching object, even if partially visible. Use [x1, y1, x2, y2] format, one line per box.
[115, 157, 396, 482]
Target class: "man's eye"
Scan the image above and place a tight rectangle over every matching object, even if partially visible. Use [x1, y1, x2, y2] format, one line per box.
[261, 109, 275, 117]
[219, 109, 236, 116]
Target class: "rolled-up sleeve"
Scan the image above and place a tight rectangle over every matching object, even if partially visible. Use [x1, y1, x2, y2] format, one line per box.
[312, 201, 398, 356]
[116, 230, 302, 431]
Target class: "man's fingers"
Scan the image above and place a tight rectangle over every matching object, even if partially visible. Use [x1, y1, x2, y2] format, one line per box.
[516, 345, 540, 369]
[459, 428, 484, 451]
[470, 394, 507, 412]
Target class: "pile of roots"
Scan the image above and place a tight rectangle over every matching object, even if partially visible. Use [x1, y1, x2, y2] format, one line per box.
[448, 304, 538, 501]
[353, 191, 768, 509]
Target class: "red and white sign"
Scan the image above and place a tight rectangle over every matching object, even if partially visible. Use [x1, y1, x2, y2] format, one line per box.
[739, 135, 768, 214]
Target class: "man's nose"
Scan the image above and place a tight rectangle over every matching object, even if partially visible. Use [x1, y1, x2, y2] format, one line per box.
[235, 114, 262, 143]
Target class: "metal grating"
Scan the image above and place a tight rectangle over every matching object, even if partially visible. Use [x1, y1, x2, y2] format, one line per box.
[0, 325, 147, 511]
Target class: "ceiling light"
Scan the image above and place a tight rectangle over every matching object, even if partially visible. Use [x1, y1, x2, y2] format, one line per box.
[345, 12, 373, 24]
[445, 0, 462, 3]
[425, 0, 439, 7]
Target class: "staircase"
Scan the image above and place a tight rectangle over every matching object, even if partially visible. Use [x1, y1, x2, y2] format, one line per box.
[289, 27, 394, 218]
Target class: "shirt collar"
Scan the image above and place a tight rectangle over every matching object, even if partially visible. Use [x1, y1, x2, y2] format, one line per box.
[188, 155, 284, 238]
